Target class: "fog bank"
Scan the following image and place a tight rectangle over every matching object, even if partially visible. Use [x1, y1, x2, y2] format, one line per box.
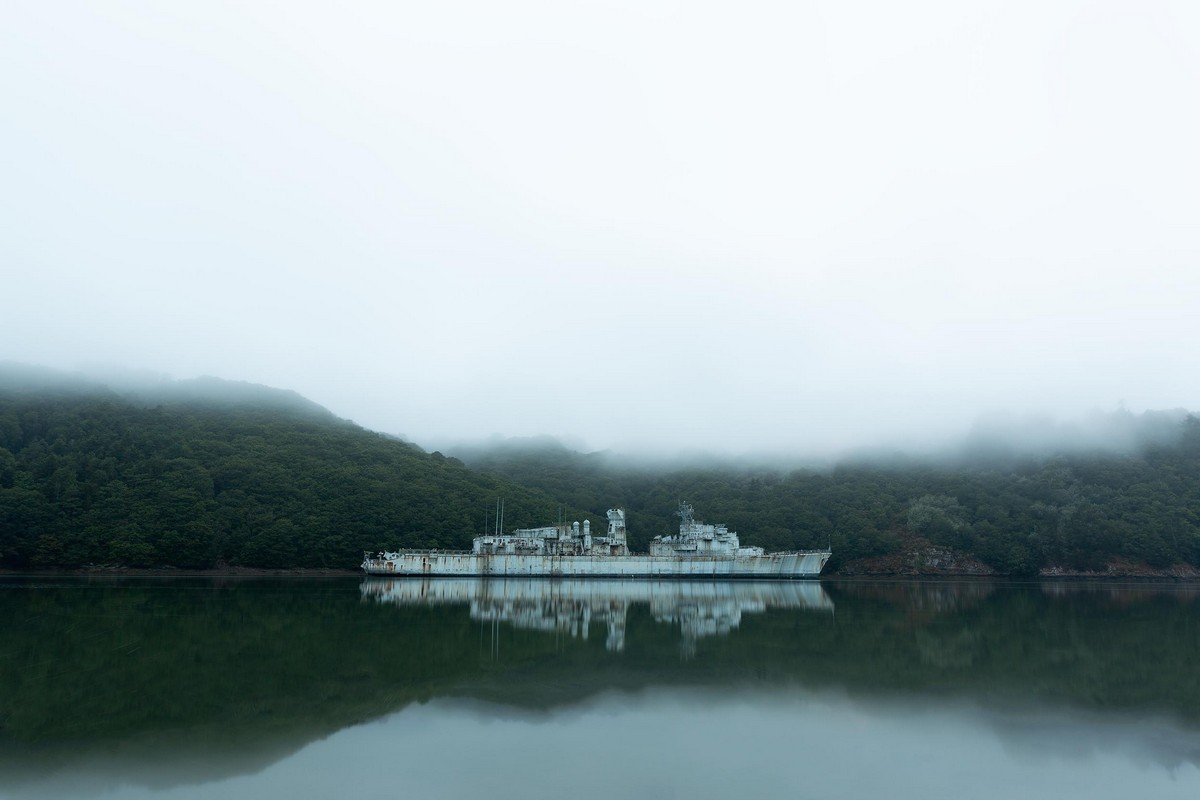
[3, 2, 1198, 454]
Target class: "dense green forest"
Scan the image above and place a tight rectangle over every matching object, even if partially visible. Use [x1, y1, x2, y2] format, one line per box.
[451, 424, 1200, 575]
[2, 365, 1199, 574]
[0, 369, 587, 569]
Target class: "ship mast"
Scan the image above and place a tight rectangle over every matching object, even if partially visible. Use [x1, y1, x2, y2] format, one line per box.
[677, 501, 695, 530]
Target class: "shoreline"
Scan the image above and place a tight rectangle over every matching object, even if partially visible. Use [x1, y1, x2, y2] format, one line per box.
[0, 566, 362, 578]
[1, 566, 1198, 583]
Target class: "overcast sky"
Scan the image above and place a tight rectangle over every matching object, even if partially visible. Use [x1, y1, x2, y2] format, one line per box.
[3, 1, 1198, 455]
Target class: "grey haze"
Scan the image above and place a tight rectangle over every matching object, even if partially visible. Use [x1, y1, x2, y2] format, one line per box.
[2, 2, 1198, 457]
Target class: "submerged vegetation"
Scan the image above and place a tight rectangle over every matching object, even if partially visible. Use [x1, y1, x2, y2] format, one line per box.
[1, 366, 1199, 574]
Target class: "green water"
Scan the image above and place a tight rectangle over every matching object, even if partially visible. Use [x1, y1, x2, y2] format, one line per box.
[2, 577, 1198, 799]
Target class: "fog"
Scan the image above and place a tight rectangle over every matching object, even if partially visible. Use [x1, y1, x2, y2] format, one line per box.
[3, 2, 1198, 457]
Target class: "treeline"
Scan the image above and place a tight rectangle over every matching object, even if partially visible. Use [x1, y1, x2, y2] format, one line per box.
[0, 385, 587, 569]
[455, 421, 1200, 575]
[3, 367, 1200, 574]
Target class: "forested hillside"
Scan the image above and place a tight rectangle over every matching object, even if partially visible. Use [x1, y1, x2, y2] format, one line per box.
[453, 422, 1200, 576]
[3, 366, 1199, 575]
[0, 369, 585, 569]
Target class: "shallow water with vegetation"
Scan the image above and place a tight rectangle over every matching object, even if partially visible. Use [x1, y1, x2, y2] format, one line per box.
[2, 577, 1198, 798]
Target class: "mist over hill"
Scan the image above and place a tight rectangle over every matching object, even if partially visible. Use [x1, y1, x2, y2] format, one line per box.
[0, 363, 336, 421]
[2, 363, 1199, 575]
[0, 365, 587, 570]
[446, 406, 1198, 472]
[450, 416, 1200, 575]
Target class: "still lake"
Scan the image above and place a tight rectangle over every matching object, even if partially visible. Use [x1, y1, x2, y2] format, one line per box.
[2, 577, 1198, 799]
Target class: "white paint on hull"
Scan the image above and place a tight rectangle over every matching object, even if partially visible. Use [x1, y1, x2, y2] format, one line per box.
[361, 575, 834, 611]
[362, 550, 831, 578]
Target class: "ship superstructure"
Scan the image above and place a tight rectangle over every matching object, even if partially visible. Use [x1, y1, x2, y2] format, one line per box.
[362, 503, 831, 579]
[474, 509, 630, 557]
[649, 502, 765, 557]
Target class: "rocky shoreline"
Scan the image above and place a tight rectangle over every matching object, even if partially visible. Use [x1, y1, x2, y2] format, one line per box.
[835, 541, 1200, 580]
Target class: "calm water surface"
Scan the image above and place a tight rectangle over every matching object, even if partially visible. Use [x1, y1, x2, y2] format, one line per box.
[2, 577, 1198, 799]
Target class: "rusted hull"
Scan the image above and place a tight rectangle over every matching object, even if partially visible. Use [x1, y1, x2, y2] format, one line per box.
[362, 551, 831, 578]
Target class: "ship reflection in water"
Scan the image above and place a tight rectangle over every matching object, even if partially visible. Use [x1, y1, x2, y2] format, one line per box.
[4, 579, 1200, 800]
[361, 578, 834, 655]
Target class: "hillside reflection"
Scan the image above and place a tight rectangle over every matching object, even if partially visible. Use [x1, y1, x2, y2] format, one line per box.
[361, 578, 833, 655]
[3, 577, 1200, 797]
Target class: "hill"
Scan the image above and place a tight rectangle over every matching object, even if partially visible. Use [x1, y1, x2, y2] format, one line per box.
[3, 364, 1200, 575]
[451, 420, 1200, 576]
[0, 366, 590, 569]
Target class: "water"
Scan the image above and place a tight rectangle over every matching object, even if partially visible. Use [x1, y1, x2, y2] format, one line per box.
[2, 577, 1198, 799]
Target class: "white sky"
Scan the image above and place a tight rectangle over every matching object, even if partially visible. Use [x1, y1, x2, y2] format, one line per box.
[3, 1, 1199, 455]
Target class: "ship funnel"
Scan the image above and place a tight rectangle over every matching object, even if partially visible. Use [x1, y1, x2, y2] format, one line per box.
[583, 519, 590, 536]
[573, 521, 580, 535]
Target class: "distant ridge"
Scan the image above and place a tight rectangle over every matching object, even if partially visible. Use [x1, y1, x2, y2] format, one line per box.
[448, 414, 1200, 576]
[133, 376, 336, 421]
[0, 362, 114, 398]
[0, 362, 335, 421]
